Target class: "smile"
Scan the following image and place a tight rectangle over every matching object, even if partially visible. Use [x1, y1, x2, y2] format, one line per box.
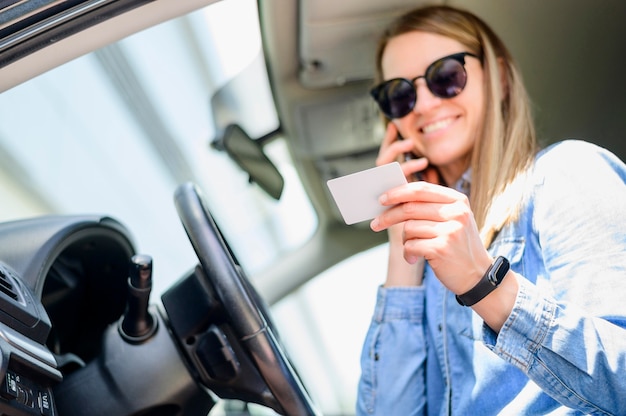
[421, 117, 456, 134]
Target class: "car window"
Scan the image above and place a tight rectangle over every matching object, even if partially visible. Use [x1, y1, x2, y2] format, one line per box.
[0, 0, 377, 414]
[0, 0, 316, 297]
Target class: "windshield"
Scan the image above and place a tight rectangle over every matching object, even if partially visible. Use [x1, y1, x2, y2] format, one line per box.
[0, 0, 316, 297]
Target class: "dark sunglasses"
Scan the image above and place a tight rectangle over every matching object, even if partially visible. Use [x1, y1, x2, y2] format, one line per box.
[370, 52, 479, 119]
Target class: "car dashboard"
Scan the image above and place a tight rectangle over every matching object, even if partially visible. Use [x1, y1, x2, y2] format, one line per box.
[0, 183, 320, 416]
[0, 215, 135, 415]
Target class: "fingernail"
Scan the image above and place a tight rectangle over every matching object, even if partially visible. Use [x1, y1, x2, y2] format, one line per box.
[406, 256, 417, 264]
[370, 218, 379, 230]
[379, 194, 388, 204]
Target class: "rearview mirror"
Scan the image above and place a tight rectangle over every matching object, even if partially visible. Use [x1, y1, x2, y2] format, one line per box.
[216, 124, 284, 200]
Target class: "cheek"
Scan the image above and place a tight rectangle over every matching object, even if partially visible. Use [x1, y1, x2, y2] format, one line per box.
[462, 96, 484, 133]
[392, 119, 411, 140]
[468, 69, 486, 111]
[460, 80, 486, 135]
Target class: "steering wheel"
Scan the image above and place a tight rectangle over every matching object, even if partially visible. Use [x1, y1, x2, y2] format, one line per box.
[173, 182, 320, 416]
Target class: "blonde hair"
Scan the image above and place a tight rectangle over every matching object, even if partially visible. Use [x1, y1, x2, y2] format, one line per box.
[374, 5, 538, 246]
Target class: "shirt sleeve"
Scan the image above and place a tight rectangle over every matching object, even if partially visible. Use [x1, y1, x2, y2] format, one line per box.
[356, 286, 427, 416]
[484, 278, 626, 415]
[484, 140, 626, 414]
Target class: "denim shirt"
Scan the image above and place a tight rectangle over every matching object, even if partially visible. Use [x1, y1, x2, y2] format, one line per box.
[357, 140, 626, 416]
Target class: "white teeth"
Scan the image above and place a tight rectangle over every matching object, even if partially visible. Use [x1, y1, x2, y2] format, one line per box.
[422, 118, 454, 134]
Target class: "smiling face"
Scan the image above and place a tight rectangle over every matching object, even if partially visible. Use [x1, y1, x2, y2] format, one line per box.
[381, 31, 485, 185]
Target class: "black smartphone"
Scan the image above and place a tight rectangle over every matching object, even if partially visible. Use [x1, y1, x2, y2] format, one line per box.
[398, 134, 425, 181]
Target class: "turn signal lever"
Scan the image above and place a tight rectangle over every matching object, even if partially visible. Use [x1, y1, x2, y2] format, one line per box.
[120, 254, 157, 343]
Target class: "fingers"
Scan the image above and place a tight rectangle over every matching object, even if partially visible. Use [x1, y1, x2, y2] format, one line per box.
[402, 219, 440, 240]
[402, 158, 429, 178]
[379, 122, 399, 150]
[370, 182, 472, 239]
[376, 123, 410, 166]
[381, 181, 464, 208]
[371, 196, 469, 233]
[370, 175, 493, 295]
[376, 123, 431, 181]
[370, 184, 490, 291]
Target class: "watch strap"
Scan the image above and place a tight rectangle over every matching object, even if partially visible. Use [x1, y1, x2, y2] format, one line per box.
[456, 256, 510, 307]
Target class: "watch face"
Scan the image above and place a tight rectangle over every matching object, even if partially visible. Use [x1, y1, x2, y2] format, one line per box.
[488, 256, 509, 286]
[456, 256, 510, 307]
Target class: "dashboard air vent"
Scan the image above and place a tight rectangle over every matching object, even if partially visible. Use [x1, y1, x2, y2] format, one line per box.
[0, 267, 19, 301]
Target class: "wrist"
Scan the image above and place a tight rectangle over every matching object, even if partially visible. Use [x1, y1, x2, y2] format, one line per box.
[473, 271, 519, 332]
[384, 256, 424, 287]
[456, 256, 510, 306]
[384, 224, 424, 287]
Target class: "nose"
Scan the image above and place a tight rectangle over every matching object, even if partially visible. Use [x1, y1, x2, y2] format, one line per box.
[412, 78, 442, 114]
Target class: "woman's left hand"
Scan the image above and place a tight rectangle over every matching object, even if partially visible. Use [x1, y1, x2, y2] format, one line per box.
[370, 181, 493, 295]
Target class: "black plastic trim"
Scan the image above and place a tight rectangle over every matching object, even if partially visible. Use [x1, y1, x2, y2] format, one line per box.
[0, 0, 154, 69]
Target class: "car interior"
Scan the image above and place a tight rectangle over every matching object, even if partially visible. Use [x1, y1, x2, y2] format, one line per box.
[0, 0, 625, 415]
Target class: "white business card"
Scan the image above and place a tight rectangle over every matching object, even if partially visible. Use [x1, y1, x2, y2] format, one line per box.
[327, 162, 407, 225]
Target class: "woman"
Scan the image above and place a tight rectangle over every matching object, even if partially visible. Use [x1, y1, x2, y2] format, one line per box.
[358, 5, 626, 415]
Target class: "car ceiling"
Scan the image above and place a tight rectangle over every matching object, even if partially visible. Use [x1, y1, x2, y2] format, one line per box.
[1, 0, 626, 301]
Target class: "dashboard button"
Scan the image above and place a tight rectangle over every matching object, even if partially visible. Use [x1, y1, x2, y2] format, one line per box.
[38, 390, 53, 416]
[1, 371, 18, 399]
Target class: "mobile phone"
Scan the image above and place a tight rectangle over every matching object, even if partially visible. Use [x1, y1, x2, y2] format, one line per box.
[398, 134, 425, 181]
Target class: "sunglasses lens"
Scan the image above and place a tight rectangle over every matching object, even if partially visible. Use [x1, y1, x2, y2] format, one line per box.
[372, 79, 416, 119]
[427, 58, 467, 98]
[371, 54, 471, 119]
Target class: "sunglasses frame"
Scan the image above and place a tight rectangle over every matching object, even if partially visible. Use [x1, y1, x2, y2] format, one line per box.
[370, 52, 479, 119]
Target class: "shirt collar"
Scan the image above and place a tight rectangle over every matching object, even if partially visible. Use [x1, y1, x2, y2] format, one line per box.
[452, 168, 472, 196]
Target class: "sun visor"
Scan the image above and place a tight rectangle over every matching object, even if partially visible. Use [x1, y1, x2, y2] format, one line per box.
[298, 0, 438, 88]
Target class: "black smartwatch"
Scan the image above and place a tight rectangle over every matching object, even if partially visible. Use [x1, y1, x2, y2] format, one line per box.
[456, 256, 510, 307]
